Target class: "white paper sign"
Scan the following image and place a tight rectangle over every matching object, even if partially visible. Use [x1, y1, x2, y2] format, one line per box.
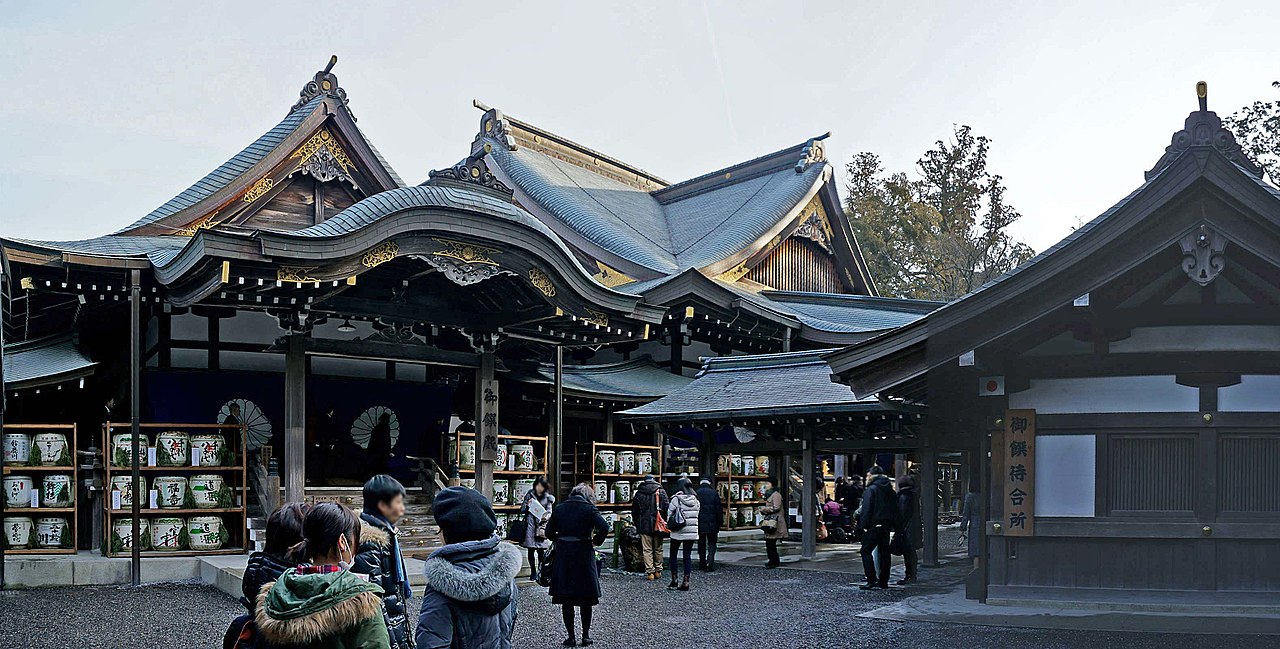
[30, 489, 40, 508]
[191, 448, 200, 466]
[147, 446, 157, 467]
[112, 489, 122, 510]
[149, 489, 159, 510]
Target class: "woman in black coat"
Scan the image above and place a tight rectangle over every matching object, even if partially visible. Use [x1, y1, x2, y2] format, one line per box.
[895, 474, 919, 585]
[546, 483, 610, 647]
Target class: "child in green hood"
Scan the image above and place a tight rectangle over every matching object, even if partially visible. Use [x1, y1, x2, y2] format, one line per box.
[256, 502, 392, 649]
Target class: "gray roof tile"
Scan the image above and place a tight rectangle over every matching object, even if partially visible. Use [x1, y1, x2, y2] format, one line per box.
[3, 337, 96, 388]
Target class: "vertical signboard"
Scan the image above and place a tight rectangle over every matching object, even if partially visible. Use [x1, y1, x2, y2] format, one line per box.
[478, 378, 499, 462]
[1002, 409, 1035, 536]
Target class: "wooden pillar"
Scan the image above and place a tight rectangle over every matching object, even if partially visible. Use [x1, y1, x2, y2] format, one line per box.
[551, 347, 564, 493]
[129, 270, 142, 585]
[284, 334, 306, 504]
[701, 429, 715, 481]
[781, 326, 792, 352]
[603, 408, 614, 443]
[474, 346, 498, 499]
[921, 431, 940, 567]
[801, 427, 817, 559]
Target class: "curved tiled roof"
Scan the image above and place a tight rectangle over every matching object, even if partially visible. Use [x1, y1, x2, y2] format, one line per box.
[521, 355, 692, 400]
[761, 292, 940, 334]
[2, 336, 97, 389]
[5, 235, 187, 259]
[115, 97, 325, 233]
[487, 132, 829, 275]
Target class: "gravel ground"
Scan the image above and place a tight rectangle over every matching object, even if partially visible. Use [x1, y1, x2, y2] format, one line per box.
[1, 566, 1276, 649]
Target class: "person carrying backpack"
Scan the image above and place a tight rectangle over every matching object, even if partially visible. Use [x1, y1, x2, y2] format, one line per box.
[224, 503, 310, 649]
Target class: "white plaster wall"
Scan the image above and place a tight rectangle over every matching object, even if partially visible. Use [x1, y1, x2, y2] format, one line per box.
[1219, 375, 1280, 412]
[1008, 376, 1198, 414]
[1035, 435, 1096, 517]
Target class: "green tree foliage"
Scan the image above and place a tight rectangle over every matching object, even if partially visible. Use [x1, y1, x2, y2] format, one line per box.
[845, 125, 1035, 300]
[1224, 81, 1280, 181]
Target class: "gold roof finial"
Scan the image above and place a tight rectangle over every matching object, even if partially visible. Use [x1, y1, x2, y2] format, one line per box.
[1197, 81, 1208, 112]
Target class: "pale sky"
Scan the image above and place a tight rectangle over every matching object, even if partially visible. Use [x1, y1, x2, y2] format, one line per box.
[2, 1, 1278, 254]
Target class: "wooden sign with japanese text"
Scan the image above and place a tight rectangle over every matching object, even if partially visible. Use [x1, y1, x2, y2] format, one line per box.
[478, 378, 499, 462]
[1002, 409, 1035, 536]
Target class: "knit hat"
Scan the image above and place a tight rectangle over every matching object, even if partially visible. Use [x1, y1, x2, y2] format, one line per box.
[433, 486, 497, 543]
[699, 478, 711, 486]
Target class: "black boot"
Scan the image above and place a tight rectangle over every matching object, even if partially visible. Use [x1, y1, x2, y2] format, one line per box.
[580, 634, 594, 646]
[562, 637, 577, 647]
[667, 575, 679, 590]
[678, 575, 690, 591]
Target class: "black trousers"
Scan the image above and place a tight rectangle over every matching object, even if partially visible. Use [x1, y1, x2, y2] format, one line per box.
[697, 532, 719, 568]
[903, 544, 918, 580]
[765, 538, 781, 565]
[860, 525, 892, 586]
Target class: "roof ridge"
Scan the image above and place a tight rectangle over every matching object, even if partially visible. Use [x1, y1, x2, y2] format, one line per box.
[762, 291, 944, 311]
[652, 133, 829, 204]
[473, 101, 669, 188]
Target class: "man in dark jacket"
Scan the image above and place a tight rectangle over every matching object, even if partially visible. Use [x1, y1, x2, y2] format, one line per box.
[417, 487, 521, 649]
[694, 478, 722, 571]
[355, 475, 414, 648]
[857, 467, 901, 590]
[895, 474, 919, 585]
[630, 474, 669, 580]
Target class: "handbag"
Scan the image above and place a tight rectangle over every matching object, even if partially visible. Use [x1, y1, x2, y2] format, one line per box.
[506, 516, 528, 543]
[536, 547, 554, 587]
[653, 493, 671, 534]
[668, 499, 687, 531]
[759, 518, 778, 533]
[888, 532, 906, 556]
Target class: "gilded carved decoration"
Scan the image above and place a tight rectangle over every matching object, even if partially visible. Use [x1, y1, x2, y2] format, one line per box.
[243, 176, 275, 203]
[592, 261, 635, 288]
[792, 195, 834, 254]
[1179, 224, 1227, 286]
[291, 55, 353, 119]
[173, 212, 224, 236]
[427, 154, 512, 195]
[277, 266, 319, 283]
[422, 254, 515, 286]
[361, 241, 399, 268]
[716, 263, 751, 283]
[291, 130, 354, 183]
[431, 238, 501, 266]
[584, 309, 609, 327]
[528, 268, 556, 297]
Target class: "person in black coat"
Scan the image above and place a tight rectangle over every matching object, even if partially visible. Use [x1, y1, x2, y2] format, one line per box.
[857, 467, 901, 590]
[694, 478, 722, 571]
[895, 474, 919, 585]
[546, 484, 610, 647]
[354, 475, 414, 649]
[629, 475, 668, 580]
[224, 502, 309, 649]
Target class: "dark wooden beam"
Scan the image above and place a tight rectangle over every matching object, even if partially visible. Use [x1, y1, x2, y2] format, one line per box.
[303, 337, 485, 369]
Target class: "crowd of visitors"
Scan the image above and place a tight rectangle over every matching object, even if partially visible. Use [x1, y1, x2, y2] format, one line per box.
[224, 464, 924, 648]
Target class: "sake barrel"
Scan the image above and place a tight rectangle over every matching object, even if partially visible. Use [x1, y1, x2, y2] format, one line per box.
[110, 475, 147, 508]
[514, 479, 536, 502]
[756, 481, 771, 501]
[493, 514, 507, 537]
[725, 508, 738, 528]
[190, 474, 226, 509]
[35, 517, 68, 548]
[4, 475, 34, 508]
[188, 516, 225, 551]
[33, 433, 69, 466]
[494, 444, 509, 471]
[151, 517, 186, 551]
[739, 507, 756, 528]
[718, 482, 731, 501]
[459, 478, 477, 491]
[3, 432, 31, 465]
[41, 474, 74, 507]
[617, 450, 636, 475]
[729, 481, 741, 501]
[492, 479, 511, 506]
[156, 431, 190, 467]
[191, 434, 226, 467]
[511, 444, 536, 472]
[741, 456, 755, 478]
[602, 511, 618, 527]
[595, 449, 616, 474]
[593, 480, 609, 503]
[4, 517, 34, 549]
[715, 454, 731, 476]
[636, 451, 654, 476]
[619, 511, 634, 525]
[740, 481, 755, 501]
[111, 432, 147, 467]
[730, 454, 743, 476]
[459, 439, 476, 470]
[755, 456, 770, 476]
[153, 476, 188, 509]
[612, 480, 631, 504]
[113, 517, 150, 551]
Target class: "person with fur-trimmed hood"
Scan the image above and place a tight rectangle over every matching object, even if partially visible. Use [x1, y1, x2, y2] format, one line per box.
[416, 486, 521, 649]
[355, 475, 414, 648]
[256, 502, 392, 649]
